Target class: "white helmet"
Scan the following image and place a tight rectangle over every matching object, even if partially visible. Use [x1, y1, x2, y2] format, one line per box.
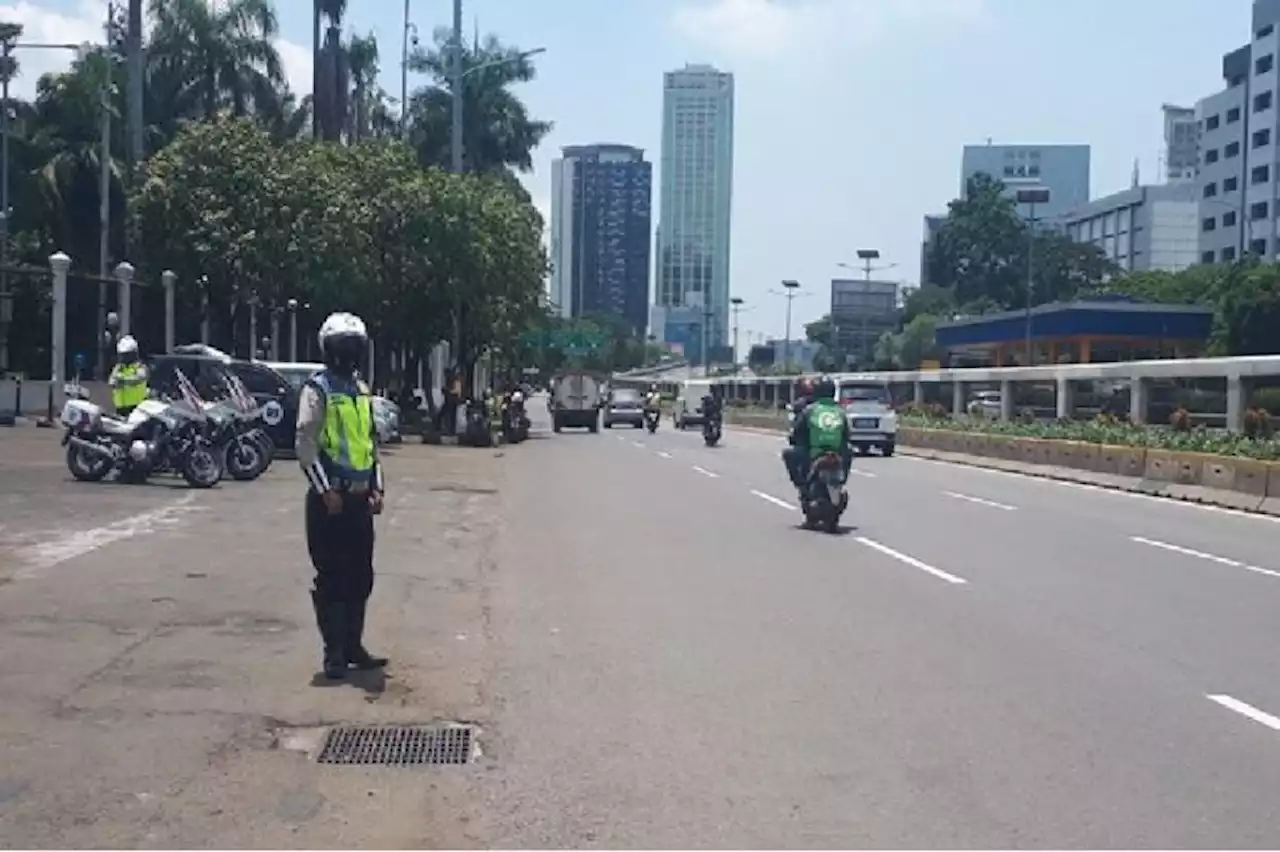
[317, 312, 367, 347]
[116, 335, 139, 356]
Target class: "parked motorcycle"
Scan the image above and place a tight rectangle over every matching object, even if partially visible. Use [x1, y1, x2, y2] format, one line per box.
[643, 408, 660, 433]
[799, 452, 848, 534]
[60, 379, 223, 488]
[204, 400, 272, 481]
[462, 398, 492, 447]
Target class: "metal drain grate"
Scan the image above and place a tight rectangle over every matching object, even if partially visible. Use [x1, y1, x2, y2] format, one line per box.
[316, 724, 475, 766]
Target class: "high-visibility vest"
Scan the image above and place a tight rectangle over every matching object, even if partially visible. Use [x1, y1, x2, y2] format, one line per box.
[310, 372, 375, 483]
[111, 363, 148, 410]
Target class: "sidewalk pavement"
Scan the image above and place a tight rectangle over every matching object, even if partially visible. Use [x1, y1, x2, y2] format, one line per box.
[0, 432, 506, 848]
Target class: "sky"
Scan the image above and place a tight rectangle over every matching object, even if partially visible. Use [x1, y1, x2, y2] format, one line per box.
[0, 0, 1254, 344]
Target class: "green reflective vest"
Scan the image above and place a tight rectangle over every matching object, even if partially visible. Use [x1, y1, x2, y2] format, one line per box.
[311, 372, 375, 482]
[111, 363, 148, 410]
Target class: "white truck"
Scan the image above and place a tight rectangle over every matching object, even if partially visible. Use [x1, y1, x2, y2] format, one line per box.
[551, 372, 602, 433]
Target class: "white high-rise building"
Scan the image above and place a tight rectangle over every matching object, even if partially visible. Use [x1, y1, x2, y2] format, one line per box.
[1162, 104, 1198, 184]
[655, 63, 735, 365]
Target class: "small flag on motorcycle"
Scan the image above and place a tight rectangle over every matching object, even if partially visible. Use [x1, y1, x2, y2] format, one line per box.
[173, 367, 205, 412]
[226, 373, 255, 413]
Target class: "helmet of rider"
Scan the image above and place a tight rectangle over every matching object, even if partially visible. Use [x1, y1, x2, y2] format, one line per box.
[648, 382, 658, 393]
[317, 312, 368, 378]
[813, 374, 837, 401]
[795, 376, 814, 397]
[115, 334, 140, 364]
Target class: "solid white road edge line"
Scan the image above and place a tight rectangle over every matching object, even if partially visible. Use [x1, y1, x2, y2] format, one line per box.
[944, 490, 1017, 511]
[750, 489, 796, 511]
[855, 536, 969, 585]
[1130, 536, 1280, 580]
[899, 455, 1280, 525]
[692, 465, 720, 478]
[1207, 694, 1280, 732]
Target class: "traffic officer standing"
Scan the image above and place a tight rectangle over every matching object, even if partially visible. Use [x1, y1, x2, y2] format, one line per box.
[295, 312, 388, 680]
[108, 335, 149, 417]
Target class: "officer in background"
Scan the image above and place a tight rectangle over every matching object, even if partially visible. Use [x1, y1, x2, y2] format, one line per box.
[295, 312, 388, 680]
[108, 335, 149, 417]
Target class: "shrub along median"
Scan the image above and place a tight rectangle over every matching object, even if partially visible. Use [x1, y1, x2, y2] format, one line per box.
[723, 402, 1280, 505]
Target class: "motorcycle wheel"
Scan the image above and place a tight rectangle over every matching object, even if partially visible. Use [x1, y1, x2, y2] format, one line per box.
[65, 443, 112, 482]
[250, 430, 275, 463]
[225, 437, 266, 481]
[822, 509, 840, 535]
[181, 439, 223, 488]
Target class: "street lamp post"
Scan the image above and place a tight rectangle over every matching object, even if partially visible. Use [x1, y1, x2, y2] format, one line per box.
[1015, 187, 1051, 366]
[777, 280, 801, 373]
[730, 296, 745, 371]
[287, 298, 299, 361]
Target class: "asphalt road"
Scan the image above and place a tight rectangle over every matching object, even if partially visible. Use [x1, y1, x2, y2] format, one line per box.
[5, 407, 1280, 848]
[455, 408, 1280, 848]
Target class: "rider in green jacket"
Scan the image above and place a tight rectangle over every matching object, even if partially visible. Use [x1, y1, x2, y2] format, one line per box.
[788, 375, 852, 489]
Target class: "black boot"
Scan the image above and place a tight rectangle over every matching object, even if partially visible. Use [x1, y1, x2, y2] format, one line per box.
[345, 599, 388, 670]
[310, 591, 347, 680]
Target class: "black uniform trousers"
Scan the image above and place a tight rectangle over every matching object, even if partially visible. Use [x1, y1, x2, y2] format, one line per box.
[305, 489, 376, 606]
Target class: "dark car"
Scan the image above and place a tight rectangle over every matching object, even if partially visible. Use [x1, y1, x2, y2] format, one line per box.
[149, 345, 298, 451]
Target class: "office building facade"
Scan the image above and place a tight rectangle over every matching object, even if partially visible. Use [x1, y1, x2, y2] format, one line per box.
[830, 278, 900, 367]
[960, 143, 1091, 222]
[1196, 0, 1280, 264]
[1163, 104, 1199, 184]
[1061, 183, 1199, 273]
[548, 144, 653, 336]
[655, 63, 735, 363]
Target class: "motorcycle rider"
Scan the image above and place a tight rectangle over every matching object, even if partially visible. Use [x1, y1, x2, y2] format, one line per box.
[108, 335, 149, 418]
[295, 312, 388, 680]
[783, 375, 851, 491]
[781, 377, 815, 485]
[701, 384, 723, 429]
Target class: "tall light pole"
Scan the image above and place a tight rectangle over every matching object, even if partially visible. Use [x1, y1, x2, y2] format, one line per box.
[449, 0, 464, 174]
[1015, 187, 1050, 366]
[838, 249, 898, 368]
[730, 296, 746, 371]
[771, 280, 803, 372]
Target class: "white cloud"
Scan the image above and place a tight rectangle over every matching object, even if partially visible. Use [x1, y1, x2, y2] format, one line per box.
[0, 0, 311, 98]
[669, 0, 986, 59]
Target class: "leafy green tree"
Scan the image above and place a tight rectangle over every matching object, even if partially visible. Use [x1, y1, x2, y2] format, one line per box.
[407, 29, 552, 175]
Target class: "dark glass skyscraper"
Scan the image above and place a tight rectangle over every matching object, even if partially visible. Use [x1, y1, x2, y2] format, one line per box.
[549, 144, 653, 337]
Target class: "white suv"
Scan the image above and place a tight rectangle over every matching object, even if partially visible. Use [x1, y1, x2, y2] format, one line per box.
[836, 378, 897, 457]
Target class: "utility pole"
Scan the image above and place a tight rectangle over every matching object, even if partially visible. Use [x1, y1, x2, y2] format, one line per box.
[450, 0, 464, 174]
[400, 0, 417, 131]
[97, 43, 112, 379]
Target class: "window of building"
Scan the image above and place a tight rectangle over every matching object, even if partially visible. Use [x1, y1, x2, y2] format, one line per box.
[1261, 23, 1275, 39]
[1255, 128, 1273, 147]
[1226, 141, 1241, 158]
[1206, 114, 1221, 131]
[1203, 217, 1217, 232]
[1252, 238, 1268, 255]
[1224, 246, 1238, 261]
[1258, 54, 1275, 75]
[1225, 175, 1240, 191]
[1205, 148, 1220, 163]
[1256, 90, 1274, 112]
[1205, 182, 1218, 197]
[1228, 106, 1243, 123]
[1253, 201, 1270, 219]
[1224, 210, 1238, 226]
[1202, 250, 1216, 264]
[1254, 164, 1272, 184]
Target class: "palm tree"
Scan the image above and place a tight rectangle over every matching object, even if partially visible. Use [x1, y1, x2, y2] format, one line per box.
[147, 0, 284, 122]
[346, 33, 380, 141]
[313, 0, 348, 142]
[407, 29, 551, 175]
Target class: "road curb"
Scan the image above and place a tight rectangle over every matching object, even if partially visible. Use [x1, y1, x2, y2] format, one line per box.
[725, 422, 1280, 519]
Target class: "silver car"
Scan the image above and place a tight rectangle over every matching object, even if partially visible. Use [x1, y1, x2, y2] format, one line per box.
[371, 395, 401, 444]
[602, 388, 645, 428]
